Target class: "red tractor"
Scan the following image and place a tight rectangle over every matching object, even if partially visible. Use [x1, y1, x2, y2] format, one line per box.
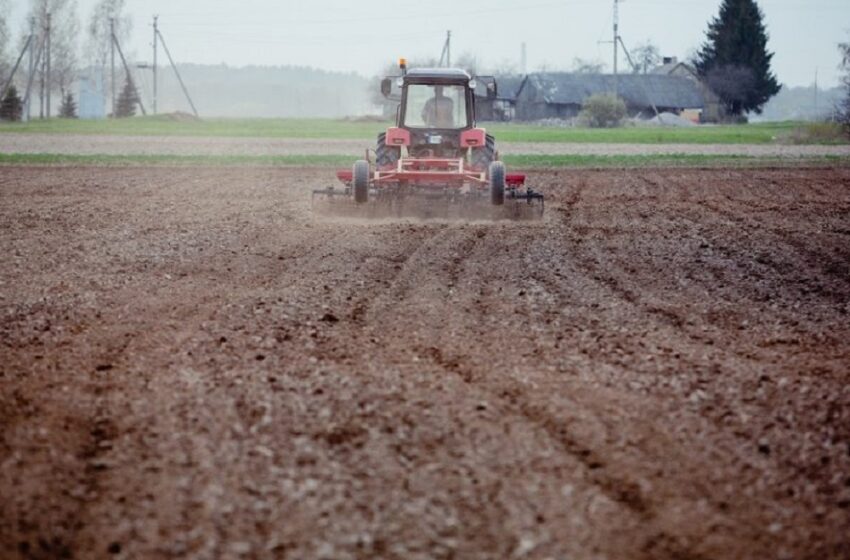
[314, 60, 544, 219]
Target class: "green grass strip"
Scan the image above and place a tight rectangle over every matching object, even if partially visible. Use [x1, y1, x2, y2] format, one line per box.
[504, 154, 850, 168]
[1, 117, 846, 145]
[0, 153, 355, 167]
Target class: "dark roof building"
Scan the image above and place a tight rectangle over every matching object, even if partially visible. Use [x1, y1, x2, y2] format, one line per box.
[476, 71, 715, 122]
[525, 73, 704, 110]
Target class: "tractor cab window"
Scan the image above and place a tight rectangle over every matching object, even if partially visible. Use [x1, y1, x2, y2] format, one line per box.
[404, 84, 468, 129]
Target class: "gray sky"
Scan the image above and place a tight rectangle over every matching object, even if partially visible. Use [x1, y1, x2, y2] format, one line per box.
[8, 0, 850, 87]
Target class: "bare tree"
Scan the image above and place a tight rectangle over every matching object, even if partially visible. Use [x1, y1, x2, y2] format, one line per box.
[486, 58, 519, 76]
[86, 0, 130, 71]
[631, 41, 661, 74]
[0, 0, 10, 79]
[453, 52, 478, 76]
[837, 39, 850, 135]
[571, 58, 605, 74]
[27, 0, 80, 116]
[86, 0, 130, 114]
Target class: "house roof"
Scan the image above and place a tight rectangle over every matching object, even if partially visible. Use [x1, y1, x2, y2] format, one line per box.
[651, 61, 698, 77]
[515, 73, 705, 109]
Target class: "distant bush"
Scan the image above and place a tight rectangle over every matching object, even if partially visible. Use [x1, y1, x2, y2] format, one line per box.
[579, 94, 627, 128]
[785, 122, 847, 145]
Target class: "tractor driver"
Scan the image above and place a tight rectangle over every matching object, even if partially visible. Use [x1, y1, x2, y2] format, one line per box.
[421, 86, 454, 128]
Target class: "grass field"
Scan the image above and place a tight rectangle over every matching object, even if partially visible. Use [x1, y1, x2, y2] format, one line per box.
[2, 152, 847, 169]
[1, 116, 844, 145]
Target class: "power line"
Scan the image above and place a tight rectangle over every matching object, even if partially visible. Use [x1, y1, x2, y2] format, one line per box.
[111, 23, 147, 115]
[156, 1, 585, 27]
[156, 25, 199, 117]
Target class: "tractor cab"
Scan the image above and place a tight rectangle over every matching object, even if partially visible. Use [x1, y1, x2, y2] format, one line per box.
[397, 68, 474, 131]
[380, 62, 495, 160]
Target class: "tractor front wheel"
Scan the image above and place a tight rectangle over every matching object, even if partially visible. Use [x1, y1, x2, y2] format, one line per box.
[489, 161, 505, 206]
[376, 133, 401, 168]
[471, 134, 496, 170]
[353, 160, 370, 204]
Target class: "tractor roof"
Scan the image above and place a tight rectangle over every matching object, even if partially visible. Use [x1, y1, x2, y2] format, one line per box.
[404, 68, 471, 84]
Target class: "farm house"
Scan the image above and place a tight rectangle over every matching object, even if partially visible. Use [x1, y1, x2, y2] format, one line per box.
[480, 72, 708, 122]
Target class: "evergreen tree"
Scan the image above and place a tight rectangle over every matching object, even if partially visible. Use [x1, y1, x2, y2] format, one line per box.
[695, 0, 780, 118]
[0, 86, 23, 122]
[59, 91, 78, 118]
[114, 76, 139, 118]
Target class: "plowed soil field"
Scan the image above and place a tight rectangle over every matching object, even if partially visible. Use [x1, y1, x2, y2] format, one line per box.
[1, 166, 849, 560]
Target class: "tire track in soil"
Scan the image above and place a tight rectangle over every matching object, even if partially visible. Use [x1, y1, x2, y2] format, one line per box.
[302, 222, 659, 557]
[446, 236, 729, 558]
[400, 176, 820, 558]
[351, 217, 717, 559]
[543, 170, 850, 557]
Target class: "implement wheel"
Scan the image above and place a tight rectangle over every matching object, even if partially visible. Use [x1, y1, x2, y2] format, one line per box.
[353, 160, 370, 204]
[489, 161, 505, 206]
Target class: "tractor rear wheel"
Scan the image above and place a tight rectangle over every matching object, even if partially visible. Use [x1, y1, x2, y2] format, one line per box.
[471, 134, 496, 170]
[353, 160, 370, 204]
[489, 161, 505, 206]
[376, 133, 401, 168]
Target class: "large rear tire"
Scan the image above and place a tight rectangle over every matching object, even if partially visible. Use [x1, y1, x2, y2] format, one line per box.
[376, 133, 401, 169]
[471, 134, 496, 170]
[353, 160, 370, 204]
[489, 161, 505, 206]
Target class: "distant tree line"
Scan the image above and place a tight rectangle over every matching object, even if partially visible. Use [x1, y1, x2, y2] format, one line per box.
[0, 0, 133, 119]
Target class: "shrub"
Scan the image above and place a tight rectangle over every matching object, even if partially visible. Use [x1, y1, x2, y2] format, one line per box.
[0, 86, 24, 122]
[786, 122, 846, 145]
[579, 94, 627, 128]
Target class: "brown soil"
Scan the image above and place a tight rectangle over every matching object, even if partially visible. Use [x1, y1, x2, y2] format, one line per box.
[1, 166, 849, 560]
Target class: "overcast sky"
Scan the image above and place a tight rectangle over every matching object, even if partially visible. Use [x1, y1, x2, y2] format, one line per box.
[8, 0, 850, 87]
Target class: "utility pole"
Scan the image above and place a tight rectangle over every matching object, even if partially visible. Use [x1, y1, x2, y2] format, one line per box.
[110, 18, 116, 117]
[23, 36, 45, 122]
[156, 26, 199, 117]
[45, 12, 51, 118]
[153, 15, 158, 115]
[814, 67, 819, 116]
[439, 31, 452, 68]
[613, 0, 620, 97]
[26, 17, 35, 121]
[521, 42, 527, 75]
[1, 32, 34, 101]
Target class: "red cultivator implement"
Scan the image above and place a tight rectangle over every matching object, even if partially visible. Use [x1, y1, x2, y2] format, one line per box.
[313, 62, 544, 220]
